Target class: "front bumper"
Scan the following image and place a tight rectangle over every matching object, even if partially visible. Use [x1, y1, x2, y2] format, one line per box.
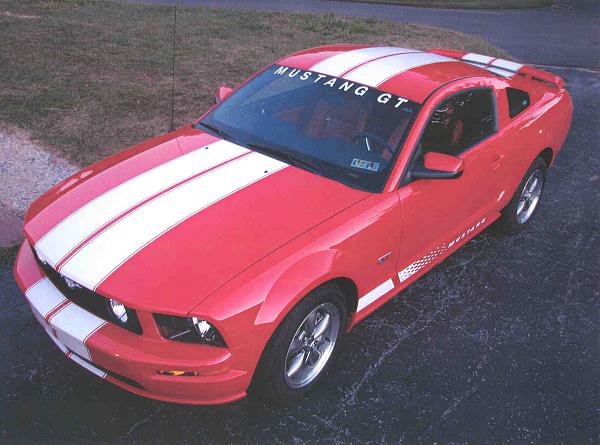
[13, 241, 253, 405]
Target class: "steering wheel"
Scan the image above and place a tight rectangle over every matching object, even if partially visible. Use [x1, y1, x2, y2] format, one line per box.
[351, 132, 395, 156]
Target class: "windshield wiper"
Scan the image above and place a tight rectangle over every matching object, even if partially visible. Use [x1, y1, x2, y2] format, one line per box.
[195, 121, 236, 142]
[246, 143, 320, 174]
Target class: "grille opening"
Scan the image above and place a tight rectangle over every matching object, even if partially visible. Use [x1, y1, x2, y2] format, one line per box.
[33, 250, 142, 335]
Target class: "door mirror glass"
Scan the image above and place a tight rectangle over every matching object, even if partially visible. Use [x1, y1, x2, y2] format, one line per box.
[216, 83, 233, 103]
[410, 152, 464, 180]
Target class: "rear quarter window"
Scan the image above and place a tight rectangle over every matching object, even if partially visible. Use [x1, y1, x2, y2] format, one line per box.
[507, 87, 530, 118]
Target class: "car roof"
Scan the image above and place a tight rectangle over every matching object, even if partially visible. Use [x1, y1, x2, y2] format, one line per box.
[277, 45, 509, 103]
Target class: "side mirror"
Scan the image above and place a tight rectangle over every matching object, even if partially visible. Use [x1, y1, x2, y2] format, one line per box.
[216, 83, 233, 104]
[410, 152, 464, 180]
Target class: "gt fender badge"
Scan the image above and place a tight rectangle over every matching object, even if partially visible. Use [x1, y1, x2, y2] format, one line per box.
[378, 252, 392, 264]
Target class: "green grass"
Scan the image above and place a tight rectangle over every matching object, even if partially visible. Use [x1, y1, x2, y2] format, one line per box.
[333, 0, 554, 8]
[0, 245, 19, 267]
[0, 0, 508, 166]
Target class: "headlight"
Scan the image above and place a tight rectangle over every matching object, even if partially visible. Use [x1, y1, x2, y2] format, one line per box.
[154, 314, 227, 347]
[109, 299, 128, 323]
[105, 299, 142, 334]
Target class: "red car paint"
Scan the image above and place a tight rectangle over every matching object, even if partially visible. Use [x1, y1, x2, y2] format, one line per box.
[14, 45, 572, 404]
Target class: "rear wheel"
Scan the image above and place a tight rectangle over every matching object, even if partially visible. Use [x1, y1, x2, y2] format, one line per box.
[252, 284, 347, 404]
[495, 157, 546, 234]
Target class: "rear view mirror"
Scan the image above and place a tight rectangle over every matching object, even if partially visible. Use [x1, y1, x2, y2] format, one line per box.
[216, 83, 233, 103]
[410, 152, 464, 180]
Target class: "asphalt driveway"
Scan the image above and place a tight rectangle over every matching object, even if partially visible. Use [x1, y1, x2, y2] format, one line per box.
[1, 1, 599, 443]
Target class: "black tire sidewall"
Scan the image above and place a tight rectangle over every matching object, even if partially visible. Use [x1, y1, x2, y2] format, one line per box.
[496, 157, 547, 235]
[251, 284, 347, 404]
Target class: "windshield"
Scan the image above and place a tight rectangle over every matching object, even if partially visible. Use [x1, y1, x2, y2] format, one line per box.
[197, 64, 419, 192]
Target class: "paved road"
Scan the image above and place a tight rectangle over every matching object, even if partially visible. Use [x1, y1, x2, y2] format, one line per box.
[134, 0, 600, 68]
[1, 66, 598, 443]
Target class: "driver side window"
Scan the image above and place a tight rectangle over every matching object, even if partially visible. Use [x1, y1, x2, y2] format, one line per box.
[421, 89, 496, 156]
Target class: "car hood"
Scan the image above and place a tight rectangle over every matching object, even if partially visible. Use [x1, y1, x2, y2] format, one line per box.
[25, 126, 368, 314]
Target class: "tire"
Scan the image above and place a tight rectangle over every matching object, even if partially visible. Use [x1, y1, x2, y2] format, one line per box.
[252, 284, 347, 404]
[495, 157, 547, 235]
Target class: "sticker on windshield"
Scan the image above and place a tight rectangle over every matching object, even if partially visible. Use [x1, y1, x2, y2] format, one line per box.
[351, 158, 380, 172]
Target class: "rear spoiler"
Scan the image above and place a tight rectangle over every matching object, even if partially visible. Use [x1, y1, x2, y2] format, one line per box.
[429, 49, 565, 89]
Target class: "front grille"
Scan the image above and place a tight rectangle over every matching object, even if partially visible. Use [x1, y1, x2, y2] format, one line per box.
[34, 251, 142, 335]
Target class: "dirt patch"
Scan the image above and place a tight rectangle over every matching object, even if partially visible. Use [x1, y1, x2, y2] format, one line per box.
[0, 123, 77, 217]
[0, 11, 40, 19]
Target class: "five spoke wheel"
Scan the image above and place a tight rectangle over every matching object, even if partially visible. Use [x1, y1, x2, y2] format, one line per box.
[516, 169, 543, 224]
[284, 303, 340, 388]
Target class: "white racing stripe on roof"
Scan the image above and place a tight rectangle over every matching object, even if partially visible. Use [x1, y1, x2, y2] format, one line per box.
[491, 58, 524, 72]
[462, 52, 495, 65]
[343, 52, 454, 87]
[310, 47, 414, 77]
[35, 140, 249, 269]
[59, 152, 288, 291]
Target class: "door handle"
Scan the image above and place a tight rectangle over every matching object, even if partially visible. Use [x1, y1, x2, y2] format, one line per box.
[489, 154, 503, 169]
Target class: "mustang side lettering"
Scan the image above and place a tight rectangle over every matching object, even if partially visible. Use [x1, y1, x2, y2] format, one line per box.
[14, 45, 572, 404]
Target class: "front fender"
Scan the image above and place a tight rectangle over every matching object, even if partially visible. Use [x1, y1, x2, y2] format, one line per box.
[254, 249, 355, 327]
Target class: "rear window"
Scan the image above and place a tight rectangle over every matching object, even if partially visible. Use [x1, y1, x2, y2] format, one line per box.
[507, 88, 530, 118]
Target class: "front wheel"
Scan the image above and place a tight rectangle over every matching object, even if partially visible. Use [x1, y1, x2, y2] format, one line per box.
[495, 157, 547, 235]
[252, 284, 347, 404]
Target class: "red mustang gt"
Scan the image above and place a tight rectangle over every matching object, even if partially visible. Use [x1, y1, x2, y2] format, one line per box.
[14, 45, 572, 405]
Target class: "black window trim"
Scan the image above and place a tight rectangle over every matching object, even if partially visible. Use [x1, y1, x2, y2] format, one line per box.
[398, 86, 499, 187]
[506, 87, 531, 119]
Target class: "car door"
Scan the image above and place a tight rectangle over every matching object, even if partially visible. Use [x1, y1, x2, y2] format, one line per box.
[395, 85, 505, 284]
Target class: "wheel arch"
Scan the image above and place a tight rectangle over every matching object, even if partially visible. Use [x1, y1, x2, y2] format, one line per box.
[248, 272, 359, 395]
[538, 146, 554, 167]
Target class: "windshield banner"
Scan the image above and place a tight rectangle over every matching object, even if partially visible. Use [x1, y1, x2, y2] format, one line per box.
[273, 65, 412, 109]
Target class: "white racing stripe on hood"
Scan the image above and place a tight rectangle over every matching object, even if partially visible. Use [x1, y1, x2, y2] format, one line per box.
[343, 52, 454, 87]
[35, 140, 249, 268]
[310, 47, 414, 77]
[60, 152, 288, 291]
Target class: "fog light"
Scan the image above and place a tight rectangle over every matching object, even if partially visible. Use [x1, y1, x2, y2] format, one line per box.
[109, 299, 128, 323]
[157, 370, 199, 377]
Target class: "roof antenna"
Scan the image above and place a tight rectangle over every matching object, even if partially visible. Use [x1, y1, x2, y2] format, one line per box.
[169, 6, 177, 132]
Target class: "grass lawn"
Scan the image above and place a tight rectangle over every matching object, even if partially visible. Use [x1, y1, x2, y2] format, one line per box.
[0, 0, 508, 166]
[333, 0, 553, 8]
[0, 245, 19, 267]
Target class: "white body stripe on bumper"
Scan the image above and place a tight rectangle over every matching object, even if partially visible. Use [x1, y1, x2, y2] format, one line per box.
[35, 140, 248, 268]
[25, 278, 67, 318]
[60, 152, 288, 291]
[50, 303, 107, 361]
[25, 277, 107, 377]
